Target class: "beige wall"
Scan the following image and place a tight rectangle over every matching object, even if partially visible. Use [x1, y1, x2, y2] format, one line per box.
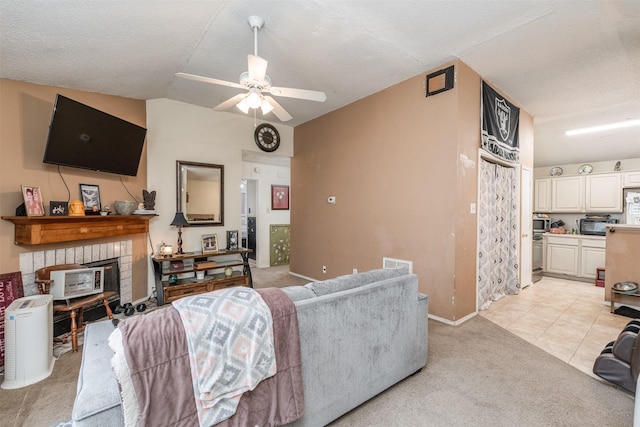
[145, 99, 294, 289]
[0, 79, 149, 301]
[291, 60, 533, 321]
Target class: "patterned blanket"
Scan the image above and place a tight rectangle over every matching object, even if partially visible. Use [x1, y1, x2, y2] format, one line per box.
[172, 287, 277, 426]
[112, 287, 304, 426]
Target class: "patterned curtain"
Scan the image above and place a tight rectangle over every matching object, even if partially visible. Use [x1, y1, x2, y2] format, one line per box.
[478, 158, 520, 310]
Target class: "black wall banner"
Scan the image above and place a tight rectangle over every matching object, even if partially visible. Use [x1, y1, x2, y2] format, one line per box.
[481, 81, 520, 163]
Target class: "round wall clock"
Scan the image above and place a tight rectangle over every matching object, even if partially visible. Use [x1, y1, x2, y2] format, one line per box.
[579, 164, 593, 174]
[254, 123, 280, 152]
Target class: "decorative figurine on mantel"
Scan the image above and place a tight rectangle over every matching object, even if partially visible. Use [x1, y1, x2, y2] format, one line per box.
[143, 190, 156, 210]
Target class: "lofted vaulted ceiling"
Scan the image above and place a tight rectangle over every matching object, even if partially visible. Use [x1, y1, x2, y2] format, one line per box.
[1, 1, 639, 167]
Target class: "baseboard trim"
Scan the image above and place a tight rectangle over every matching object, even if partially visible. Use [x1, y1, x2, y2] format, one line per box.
[429, 311, 477, 325]
[288, 271, 318, 282]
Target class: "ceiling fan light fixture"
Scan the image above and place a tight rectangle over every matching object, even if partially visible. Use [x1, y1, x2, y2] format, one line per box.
[246, 89, 262, 109]
[236, 98, 250, 113]
[176, 15, 326, 122]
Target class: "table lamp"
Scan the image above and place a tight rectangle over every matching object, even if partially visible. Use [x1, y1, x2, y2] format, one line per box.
[170, 212, 189, 254]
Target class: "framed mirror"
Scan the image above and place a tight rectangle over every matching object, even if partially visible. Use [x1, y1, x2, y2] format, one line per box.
[176, 160, 224, 226]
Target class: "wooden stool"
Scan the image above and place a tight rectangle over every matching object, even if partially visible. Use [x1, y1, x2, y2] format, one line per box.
[52, 292, 115, 352]
[35, 264, 115, 352]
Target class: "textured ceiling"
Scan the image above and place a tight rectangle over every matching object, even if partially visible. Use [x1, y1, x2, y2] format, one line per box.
[1, 0, 639, 167]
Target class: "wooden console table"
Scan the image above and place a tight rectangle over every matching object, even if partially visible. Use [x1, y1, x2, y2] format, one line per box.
[1, 214, 155, 245]
[151, 249, 253, 305]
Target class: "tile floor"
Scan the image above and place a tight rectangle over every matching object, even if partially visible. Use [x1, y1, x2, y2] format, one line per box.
[480, 276, 631, 380]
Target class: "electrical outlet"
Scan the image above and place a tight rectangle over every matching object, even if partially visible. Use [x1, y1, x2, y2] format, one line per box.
[353, 268, 358, 274]
[322, 265, 327, 274]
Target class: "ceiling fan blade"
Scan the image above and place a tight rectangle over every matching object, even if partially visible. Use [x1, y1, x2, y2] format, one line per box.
[268, 86, 327, 102]
[176, 72, 243, 89]
[247, 54, 268, 82]
[264, 96, 292, 122]
[214, 94, 248, 111]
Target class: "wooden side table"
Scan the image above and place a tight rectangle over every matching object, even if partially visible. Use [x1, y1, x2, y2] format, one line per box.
[35, 264, 115, 352]
[53, 292, 115, 352]
[610, 288, 640, 314]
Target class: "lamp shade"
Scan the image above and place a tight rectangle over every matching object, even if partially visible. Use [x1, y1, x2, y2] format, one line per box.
[170, 212, 189, 227]
[246, 90, 262, 109]
[236, 98, 250, 114]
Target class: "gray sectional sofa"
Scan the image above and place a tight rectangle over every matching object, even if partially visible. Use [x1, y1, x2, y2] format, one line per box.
[72, 267, 428, 426]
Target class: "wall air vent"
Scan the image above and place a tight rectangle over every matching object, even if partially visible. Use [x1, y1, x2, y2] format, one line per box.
[382, 257, 413, 273]
[426, 65, 454, 97]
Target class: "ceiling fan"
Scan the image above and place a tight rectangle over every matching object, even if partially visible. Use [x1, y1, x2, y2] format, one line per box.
[176, 15, 326, 122]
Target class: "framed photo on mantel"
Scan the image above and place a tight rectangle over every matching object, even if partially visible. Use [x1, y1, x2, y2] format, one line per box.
[21, 185, 45, 216]
[80, 183, 101, 213]
[49, 201, 68, 216]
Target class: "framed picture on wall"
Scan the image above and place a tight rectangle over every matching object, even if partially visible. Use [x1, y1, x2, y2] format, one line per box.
[271, 185, 289, 210]
[21, 185, 45, 216]
[79, 183, 101, 212]
[201, 234, 218, 254]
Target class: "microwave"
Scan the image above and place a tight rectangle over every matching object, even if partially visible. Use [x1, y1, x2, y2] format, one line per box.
[532, 218, 551, 233]
[579, 218, 618, 236]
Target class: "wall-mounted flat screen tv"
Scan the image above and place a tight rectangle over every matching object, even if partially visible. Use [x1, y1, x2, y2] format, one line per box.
[43, 94, 147, 177]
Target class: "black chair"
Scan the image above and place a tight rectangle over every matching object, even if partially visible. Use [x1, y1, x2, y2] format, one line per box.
[593, 319, 640, 392]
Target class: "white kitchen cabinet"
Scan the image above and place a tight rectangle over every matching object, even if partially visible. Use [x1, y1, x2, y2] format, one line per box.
[535, 172, 626, 213]
[551, 176, 584, 212]
[623, 171, 640, 188]
[585, 173, 622, 212]
[579, 238, 606, 278]
[543, 235, 606, 279]
[534, 178, 552, 212]
[546, 236, 579, 276]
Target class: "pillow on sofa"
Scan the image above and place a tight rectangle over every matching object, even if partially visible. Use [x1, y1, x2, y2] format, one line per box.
[306, 267, 409, 297]
[280, 286, 316, 302]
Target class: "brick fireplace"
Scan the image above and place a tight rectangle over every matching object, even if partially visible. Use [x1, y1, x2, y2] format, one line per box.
[18, 240, 133, 335]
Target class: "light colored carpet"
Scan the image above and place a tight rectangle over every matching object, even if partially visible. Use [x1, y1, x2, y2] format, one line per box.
[0, 266, 634, 426]
[330, 316, 634, 426]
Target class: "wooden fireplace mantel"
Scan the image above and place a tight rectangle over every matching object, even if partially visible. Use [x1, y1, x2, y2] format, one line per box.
[1, 215, 156, 245]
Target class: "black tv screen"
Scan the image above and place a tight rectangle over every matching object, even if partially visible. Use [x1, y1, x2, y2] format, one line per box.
[43, 94, 147, 176]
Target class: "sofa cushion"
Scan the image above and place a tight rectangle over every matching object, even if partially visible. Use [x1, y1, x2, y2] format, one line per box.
[305, 267, 409, 297]
[280, 285, 316, 302]
[72, 320, 123, 425]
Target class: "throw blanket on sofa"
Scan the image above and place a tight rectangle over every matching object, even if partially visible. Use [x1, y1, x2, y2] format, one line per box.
[112, 287, 304, 427]
[172, 287, 277, 426]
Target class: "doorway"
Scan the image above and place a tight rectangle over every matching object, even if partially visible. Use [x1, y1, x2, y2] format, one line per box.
[242, 179, 258, 260]
[477, 156, 520, 310]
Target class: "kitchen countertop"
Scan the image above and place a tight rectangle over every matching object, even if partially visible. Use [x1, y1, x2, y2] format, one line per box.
[543, 233, 605, 239]
[606, 224, 640, 230]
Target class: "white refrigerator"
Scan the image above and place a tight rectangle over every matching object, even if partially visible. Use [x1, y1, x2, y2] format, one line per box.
[626, 191, 640, 225]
